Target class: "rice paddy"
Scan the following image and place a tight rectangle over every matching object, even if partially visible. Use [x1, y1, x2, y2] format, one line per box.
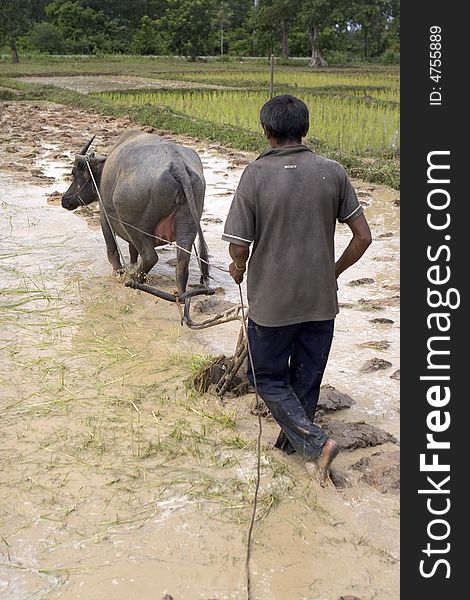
[92, 63, 399, 158]
[2, 58, 399, 186]
[161, 67, 400, 100]
[98, 87, 400, 156]
[0, 95, 400, 598]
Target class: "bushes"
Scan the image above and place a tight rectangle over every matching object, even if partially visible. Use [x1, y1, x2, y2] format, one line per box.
[21, 22, 66, 54]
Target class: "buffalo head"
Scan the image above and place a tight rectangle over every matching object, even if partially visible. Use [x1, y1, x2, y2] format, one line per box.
[62, 136, 106, 210]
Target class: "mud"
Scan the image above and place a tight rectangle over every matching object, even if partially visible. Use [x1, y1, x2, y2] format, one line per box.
[317, 384, 356, 413]
[347, 278, 375, 286]
[352, 451, 400, 494]
[1, 97, 400, 600]
[319, 422, 398, 451]
[359, 358, 394, 373]
[244, 383, 356, 419]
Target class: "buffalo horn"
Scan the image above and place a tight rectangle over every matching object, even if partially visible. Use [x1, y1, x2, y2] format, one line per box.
[78, 135, 96, 155]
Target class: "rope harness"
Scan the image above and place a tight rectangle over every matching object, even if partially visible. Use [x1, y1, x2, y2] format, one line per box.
[84, 151, 261, 599]
[238, 285, 262, 600]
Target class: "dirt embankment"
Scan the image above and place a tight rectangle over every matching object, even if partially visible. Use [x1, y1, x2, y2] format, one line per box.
[0, 100, 400, 600]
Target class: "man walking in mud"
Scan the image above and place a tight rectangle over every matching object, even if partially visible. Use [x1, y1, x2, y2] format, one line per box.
[222, 94, 372, 483]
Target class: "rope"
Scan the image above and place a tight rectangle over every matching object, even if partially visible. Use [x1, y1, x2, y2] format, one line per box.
[84, 148, 261, 597]
[107, 214, 230, 274]
[238, 284, 262, 600]
[84, 156, 229, 276]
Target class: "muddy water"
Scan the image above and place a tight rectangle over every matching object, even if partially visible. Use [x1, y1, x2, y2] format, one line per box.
[1, 101, 399, 600]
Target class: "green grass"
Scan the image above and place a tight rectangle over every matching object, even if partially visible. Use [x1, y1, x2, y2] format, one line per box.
[98, 88, 399, 156]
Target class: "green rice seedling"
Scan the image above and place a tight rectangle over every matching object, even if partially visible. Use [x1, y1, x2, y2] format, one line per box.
[189, 352, 214, 374]
[186, 405, 237, 430]
[160, 66, 399, 95]
[256, 491, 281, 521]
[99, 88, 399, 156]
[224, 435, 256, 451]
[167, 350, 213, 373]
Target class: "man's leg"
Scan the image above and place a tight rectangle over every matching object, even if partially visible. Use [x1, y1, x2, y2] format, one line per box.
[274, 320, 335, 455]
[247, 319, 327, 460]
[291, 319, 335, 417]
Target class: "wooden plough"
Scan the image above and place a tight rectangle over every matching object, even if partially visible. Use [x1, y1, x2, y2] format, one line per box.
[126, 280, 248, 395]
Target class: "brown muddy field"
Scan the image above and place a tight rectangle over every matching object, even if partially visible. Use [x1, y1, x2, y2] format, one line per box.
[0, 98, 400, 600]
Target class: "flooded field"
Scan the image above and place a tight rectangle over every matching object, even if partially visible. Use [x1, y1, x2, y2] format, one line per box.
[0, 99, 400, 600]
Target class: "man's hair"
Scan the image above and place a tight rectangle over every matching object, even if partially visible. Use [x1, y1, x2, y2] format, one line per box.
[259, 94, 309, 143]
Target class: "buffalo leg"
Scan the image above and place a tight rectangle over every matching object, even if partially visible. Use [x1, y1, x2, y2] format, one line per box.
[176, 243, 192, 295]
[175, 217, 197, 296]
[134, 240, 158, 282]
[100, 213, 122, 272]
[116, 224, 158, 282]
[129, 243, 138, 265]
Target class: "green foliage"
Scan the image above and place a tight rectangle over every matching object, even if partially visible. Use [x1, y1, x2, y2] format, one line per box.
[22, 22, 66, 54]
[159, 0, 217, 59]
[288, 31, 310, 58]
[2, 1, 399, 63]
[46, 0, 127, 54]
[379, 47, 400, 65]
[0, 0, 31, 42]
[0, 0, 32, 62]
[131, 16, 170, 55]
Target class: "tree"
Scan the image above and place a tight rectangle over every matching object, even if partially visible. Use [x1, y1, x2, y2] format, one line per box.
[83, 0, 154, 31]
[380, 0, 399, 59]
[214, 1, 233, 61]
[252, 1, 278, 56]
[254, 0, 302, 58]
[300, 0, 347, 67]
[31, 0, 50, 22]
[25, 22, 66, 54]
[225, 0, 251, 29]
[158, 0, 216, 60]
[131, 15, 169, 55]
[46, 0, 126, 54]
[224, 5, 258, 56]
[273, 0, 302, 58]
[0, 0, 32, 63]
[350, 0, 393, 58]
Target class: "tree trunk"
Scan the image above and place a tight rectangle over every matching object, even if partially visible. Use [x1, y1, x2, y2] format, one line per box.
[363, 27, 369, 58]
[280, 19, 289, 58]
[307, 25, 327, 68]
[10, 39, 19, 64]
[221, 26, 224, 62]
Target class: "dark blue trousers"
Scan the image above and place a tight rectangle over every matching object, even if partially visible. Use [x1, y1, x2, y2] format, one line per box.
[247, 318, 335, 460]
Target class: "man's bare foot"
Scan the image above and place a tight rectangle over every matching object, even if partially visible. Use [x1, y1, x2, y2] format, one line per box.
[305, 439, 339, 485]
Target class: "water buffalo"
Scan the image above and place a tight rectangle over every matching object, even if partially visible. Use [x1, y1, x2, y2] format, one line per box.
[62, 130, 209, 295]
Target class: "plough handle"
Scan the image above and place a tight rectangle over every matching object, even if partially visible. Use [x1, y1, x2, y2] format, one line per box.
[125, 280, 215, 303]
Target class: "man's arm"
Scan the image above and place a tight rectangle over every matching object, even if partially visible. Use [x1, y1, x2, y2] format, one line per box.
[228, 243, 250, 284]
[335, 213, 372, 279]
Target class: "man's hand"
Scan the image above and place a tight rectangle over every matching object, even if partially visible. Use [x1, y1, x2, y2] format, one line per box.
[228, 243, 250, 285]
[229, 261, 246, 284]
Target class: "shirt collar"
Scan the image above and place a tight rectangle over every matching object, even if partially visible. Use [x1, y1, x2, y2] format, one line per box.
[256, 144, 313, 160]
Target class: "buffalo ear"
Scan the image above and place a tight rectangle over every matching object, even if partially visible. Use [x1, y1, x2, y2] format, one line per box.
[78, 135, 96, 155]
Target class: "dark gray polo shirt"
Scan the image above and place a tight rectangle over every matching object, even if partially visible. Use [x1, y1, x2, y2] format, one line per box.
[222, 145, 363, 326]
